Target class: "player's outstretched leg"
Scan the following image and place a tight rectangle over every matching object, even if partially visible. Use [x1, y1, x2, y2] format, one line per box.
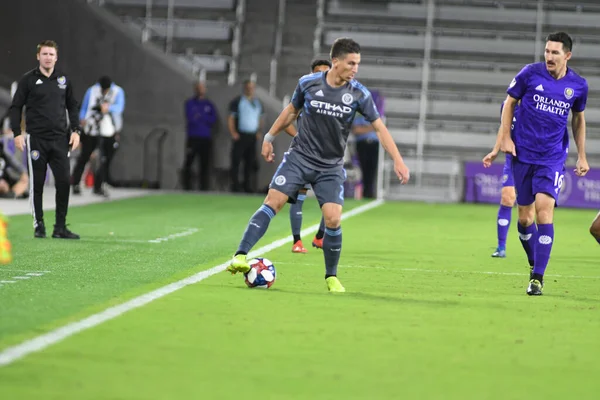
[492, 187, 515, 258]
[290, 191, 307, 253]
[589, 210, 600, 245]
[228, 190, 287, 274]
[312, 217, 325, 249]
[322, 203, 345, 293]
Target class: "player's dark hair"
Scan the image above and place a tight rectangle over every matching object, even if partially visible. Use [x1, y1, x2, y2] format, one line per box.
[37, 40, 58, 54]
[330, 38, 360, 60]
[546, 32, 572, 52]
[311, 59, 332, 72]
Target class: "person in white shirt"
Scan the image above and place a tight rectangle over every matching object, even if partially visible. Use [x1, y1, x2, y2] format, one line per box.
[71, 76, 125, 197]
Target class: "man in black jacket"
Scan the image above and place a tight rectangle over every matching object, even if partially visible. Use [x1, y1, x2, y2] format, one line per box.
[8, 40, 81, 239]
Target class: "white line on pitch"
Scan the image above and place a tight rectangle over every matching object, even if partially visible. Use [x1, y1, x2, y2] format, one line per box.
[276, 263, 600, 280]
[0, 199, 384, 367]
[148, 228, 199, 243]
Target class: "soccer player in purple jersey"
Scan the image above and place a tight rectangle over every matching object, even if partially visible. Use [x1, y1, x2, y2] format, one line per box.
[499, 32, 589, 295]
[226, 38, 410, 292]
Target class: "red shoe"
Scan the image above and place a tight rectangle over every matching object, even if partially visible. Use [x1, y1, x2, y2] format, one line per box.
[312, 237, 323, 249]
[292, 240, 308, 253]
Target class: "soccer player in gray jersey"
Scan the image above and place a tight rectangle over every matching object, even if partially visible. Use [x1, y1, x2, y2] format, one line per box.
[227, 38, 410, 292]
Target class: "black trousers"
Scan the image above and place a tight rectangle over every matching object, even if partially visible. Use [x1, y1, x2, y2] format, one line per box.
[182, 137, 212, 191]
[27, 134, 70, 227]
[356, 139, 380, 199]
[230, 133, 257, 193]
[71, 133, 117, 191]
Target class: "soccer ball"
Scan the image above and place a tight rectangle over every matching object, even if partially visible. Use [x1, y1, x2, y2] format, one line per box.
[244, 257, 276, 289]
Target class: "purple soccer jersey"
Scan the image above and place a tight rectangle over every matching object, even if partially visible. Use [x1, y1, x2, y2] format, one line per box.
[506, 62, 587, 205]
[507, 62, 587, 165]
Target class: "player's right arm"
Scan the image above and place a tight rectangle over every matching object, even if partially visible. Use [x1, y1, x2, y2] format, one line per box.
[262, 79, 305, 161]
[283, 123, 297, 137]
[261, 103, 300, 162]
[8, 75, 30, 151]
[499, 95, 518, 156]
[499, 65, 531, 157]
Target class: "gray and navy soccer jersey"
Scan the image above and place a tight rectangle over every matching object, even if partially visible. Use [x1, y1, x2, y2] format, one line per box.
[290, 71, 380, 170]
[507, 62, 588, 165]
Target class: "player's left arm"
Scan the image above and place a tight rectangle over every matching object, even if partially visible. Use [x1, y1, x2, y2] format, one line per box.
[371, 118, 410, 184]
[572, 111, 589, 176]
[66, 78, 81, 150]
[572, 82, 589, 176]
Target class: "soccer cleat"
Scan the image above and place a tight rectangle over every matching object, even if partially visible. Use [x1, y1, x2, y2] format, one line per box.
[526, 279, 543, 296]
[491, 247, 506, 258]
[312, 237, 323, 249]
[326, 276, 345, 293]
[227, 254, 251, 275]
[72, 185, 81, 195]
[34, 220, 46, 238]
[52, 226, 80, 240]
[292, 240, 307, 253]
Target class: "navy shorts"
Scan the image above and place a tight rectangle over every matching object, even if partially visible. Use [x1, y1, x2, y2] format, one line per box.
[270, 152, 345, 206]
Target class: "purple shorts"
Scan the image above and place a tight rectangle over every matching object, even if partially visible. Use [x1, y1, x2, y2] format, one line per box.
[512, 158, 566, 206]
[501, 154, 514, 188]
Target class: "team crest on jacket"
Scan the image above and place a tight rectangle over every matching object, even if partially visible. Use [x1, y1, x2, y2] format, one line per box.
[57, 76, 67, 89]
[30, 150, 40, 161]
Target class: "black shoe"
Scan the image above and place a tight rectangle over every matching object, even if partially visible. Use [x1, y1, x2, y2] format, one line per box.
[34, 220, 46, 238]
[93, 187, 110, 198]
[52, 225, 80, 240]
[72, 185, 81, 195]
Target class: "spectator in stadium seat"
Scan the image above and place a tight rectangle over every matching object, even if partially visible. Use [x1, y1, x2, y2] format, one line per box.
[228, 80, 264, 193]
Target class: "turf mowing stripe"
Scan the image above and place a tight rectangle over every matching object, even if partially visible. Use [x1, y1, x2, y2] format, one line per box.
[0, 199, 383, 367]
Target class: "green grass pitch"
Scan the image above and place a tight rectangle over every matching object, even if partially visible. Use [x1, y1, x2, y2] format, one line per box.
[0, 194, 598, 399]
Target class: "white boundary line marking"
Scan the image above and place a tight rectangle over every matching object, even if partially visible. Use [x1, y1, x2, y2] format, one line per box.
[0, 199, 384, 367]
[276, 262, 600, 280]
[148, 228, 199, 243]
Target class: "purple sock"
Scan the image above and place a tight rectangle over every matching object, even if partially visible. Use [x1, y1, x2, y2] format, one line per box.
[596, 237, 600, 245]
[517, 222, 537, 267]
[533, 224, 554, 277]
[497, 205, 512, 250]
